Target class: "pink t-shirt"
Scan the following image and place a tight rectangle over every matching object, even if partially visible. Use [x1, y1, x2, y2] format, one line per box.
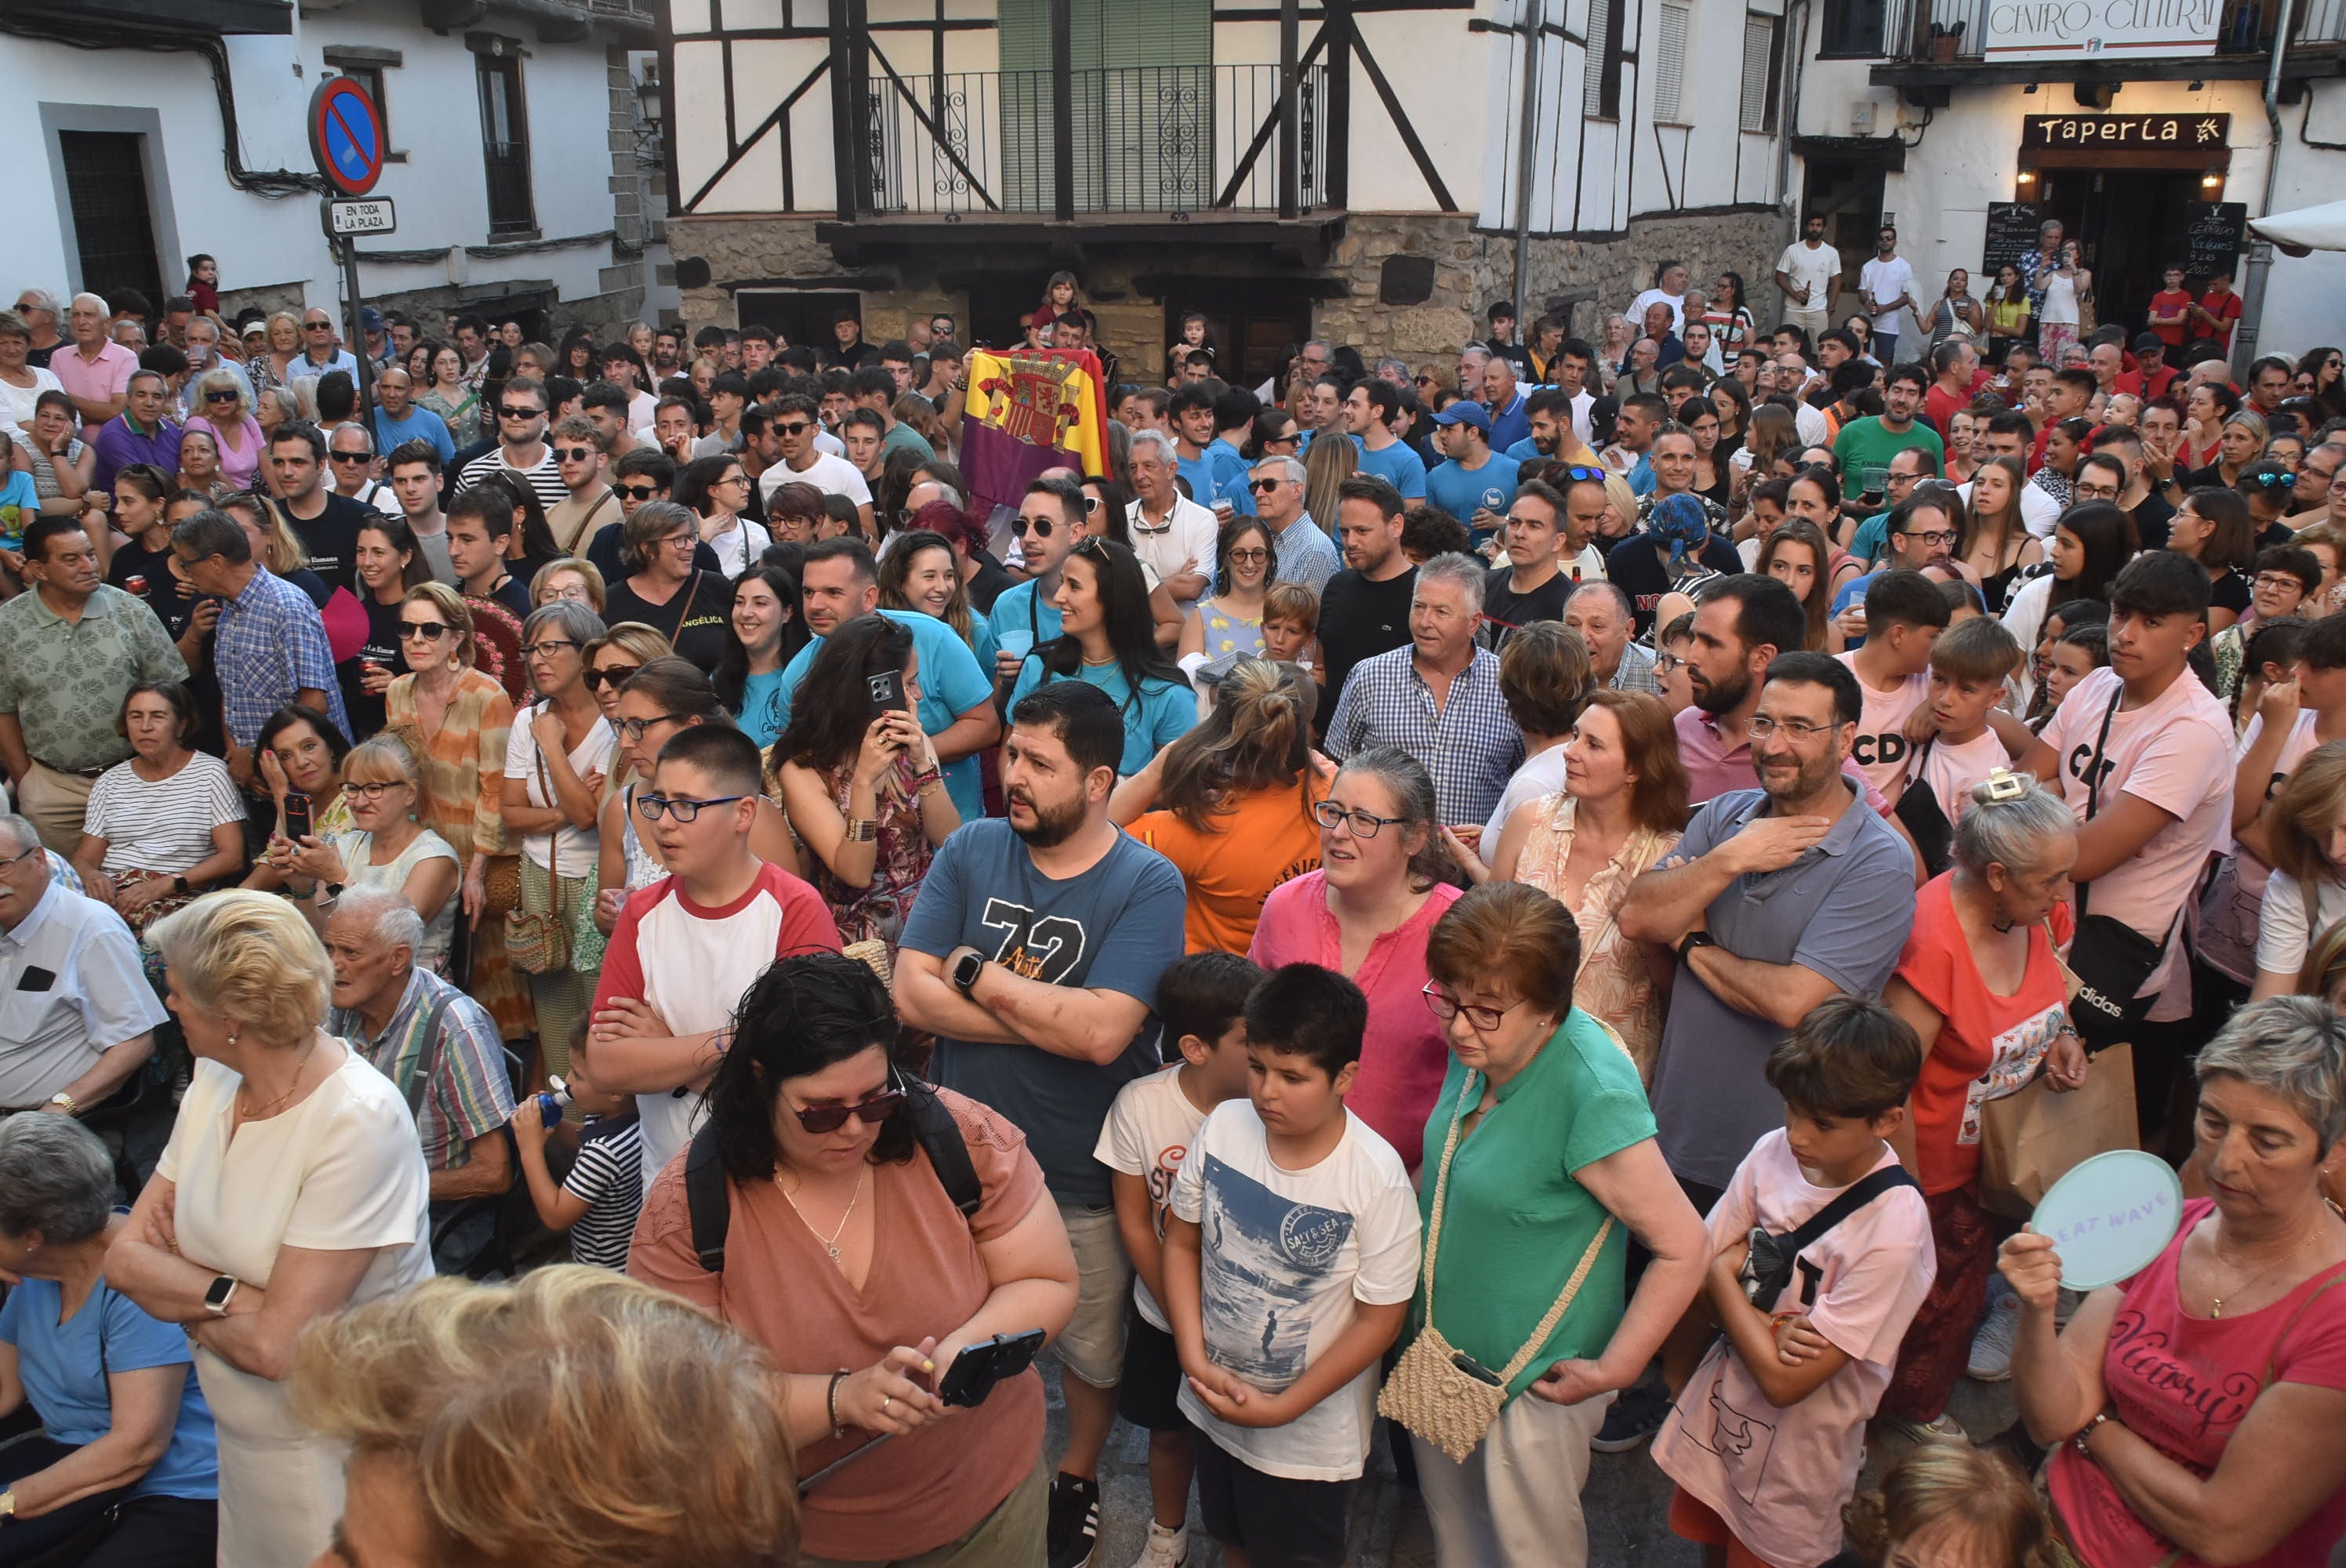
[1247, 870, 1459, 1171]
[2037, 666, 2233, 1015]
[49, 339, 139, 439]
[2049, 1200, 2346, 1568]
[1836, 652, 1931, 803]
[1675, 706, 1895, 815]
[1652, 1132, 1934, 1566]
[185, 414, 266, 489]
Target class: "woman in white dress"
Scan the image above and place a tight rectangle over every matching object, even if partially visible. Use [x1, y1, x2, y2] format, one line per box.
[106, 891, 433, 1568]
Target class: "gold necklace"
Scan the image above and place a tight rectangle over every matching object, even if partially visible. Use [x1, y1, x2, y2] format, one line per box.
[2207, 1219, 2326, 1319]
[236, 1040, 319, 1121]
[777, 1163, 867, 1264]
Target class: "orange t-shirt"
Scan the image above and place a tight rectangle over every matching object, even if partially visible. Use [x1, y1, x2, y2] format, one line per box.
[627, 1088, 1048, 1561]
[1128, 775, 1327, 954]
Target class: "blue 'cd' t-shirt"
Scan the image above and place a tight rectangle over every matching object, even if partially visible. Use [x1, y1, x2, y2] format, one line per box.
[1007, 658, 1197, 778]
[770, 608, 995, 821]
[901, 819, 1187, 1206]
[1425, 453, 1522, 531]
[0, 1276, 219, 1500]
[737, 667, 790, 749]
[1351, 437, 1429, 499]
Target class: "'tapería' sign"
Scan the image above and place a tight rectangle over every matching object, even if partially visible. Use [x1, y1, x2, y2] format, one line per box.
[2021, 113, 2230, 148]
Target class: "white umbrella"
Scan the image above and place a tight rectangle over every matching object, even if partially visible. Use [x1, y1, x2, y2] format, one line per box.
[2248, 198, 2346, 257]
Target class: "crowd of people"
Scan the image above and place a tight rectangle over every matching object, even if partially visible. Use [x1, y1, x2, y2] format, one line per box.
[1, 239, 2344, 1568]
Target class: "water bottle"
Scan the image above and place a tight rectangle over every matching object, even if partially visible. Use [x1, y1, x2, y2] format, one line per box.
[535, 1076, 573, 1128]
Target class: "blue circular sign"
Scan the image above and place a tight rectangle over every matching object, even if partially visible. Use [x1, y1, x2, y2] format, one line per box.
[309, 78, 385, 198]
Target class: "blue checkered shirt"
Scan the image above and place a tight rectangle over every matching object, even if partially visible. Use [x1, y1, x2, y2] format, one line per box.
[213, 565, 349, 748]
[1324, 643, 1523, 825]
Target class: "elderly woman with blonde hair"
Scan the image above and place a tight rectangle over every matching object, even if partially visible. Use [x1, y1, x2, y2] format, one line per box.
[107, 891, 434, 1568]
[289, 1268, 799, 1567]
[183, 365, 265, 489]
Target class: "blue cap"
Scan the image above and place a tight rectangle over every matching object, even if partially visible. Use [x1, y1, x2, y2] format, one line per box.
[360, 306, 386, 331]
[1433, 400, 1491, 434]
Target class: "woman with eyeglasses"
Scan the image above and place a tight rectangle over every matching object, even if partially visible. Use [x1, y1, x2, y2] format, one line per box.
[380, 582, 529, 1036]
[627, 949, 1077, 1567]
[1247, 748, 1462, 1173]
[593, 658, 801, 937]
[770, 615, 958, 952]
[1008, 538, 1195, 778]
[1175, 516, 1277, 704]
[71, 680, 243, 934]
[674, 453, 771, 579]
[276, 731, 462, 971]
[1112, 656, 1327, 953]
[714, 562, 805, 747]
[502, 600, 616, 1072]
[183, 367, 265, 490]
[348, 516, 432, 739]
[419, 343, 483, 448]
[602, 500, 732, 673]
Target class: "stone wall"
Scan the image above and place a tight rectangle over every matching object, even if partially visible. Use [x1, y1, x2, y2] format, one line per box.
[669, 204, 1789, 382]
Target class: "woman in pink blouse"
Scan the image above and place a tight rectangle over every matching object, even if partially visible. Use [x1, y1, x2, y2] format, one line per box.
[183, 367, 265, 490]
[1249, 746, 1459, 1171]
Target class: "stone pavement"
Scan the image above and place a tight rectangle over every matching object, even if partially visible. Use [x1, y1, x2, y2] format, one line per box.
[1044, 1363, 2021, 1568]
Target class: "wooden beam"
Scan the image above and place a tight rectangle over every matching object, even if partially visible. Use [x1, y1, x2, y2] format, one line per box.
[1350, 29, 1455, 211]
[1213, 26, 1330, 209]
[828, 0, 856, 220]
[1279, 0, 1301, 218]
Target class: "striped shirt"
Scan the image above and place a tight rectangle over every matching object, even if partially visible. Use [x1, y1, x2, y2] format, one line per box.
[82, 752, 243, 875]
[329, 967, 516, 1171]
[561, 1112, 645, 1269]
[1611, 640, 1664, 695]
[456, 445, 568, 516]
[213, 564, 348, 748]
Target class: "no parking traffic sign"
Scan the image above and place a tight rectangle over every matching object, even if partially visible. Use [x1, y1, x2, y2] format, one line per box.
[309, 77, 386, 198]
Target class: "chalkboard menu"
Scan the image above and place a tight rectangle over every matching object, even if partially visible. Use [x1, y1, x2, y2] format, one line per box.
[1983, 202, 2040, 274]
[2184, 201, 2249, 281]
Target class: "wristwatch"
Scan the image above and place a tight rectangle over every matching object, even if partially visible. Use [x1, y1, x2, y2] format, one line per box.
[170, 874, 190, 897]
[0, 1488, 15, 1523]
[46, 1091, 76, 1115]
[1676, 931, 1719, 964]
[950, 949, 986, 999]
[202, 1275, 240, 1318]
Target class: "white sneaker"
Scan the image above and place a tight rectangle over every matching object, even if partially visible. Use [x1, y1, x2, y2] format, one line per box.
[1126, 1522, 1188, 1568]
[1968, 1291, 2021, 1382]
[1883, 1411, 1969, 1444]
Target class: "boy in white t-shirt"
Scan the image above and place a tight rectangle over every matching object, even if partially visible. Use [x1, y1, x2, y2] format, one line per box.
[1654, 996, 1934, 1568]
[1095, 951, 1264, 1568]
[1913, 616, 2027, 829]
[1164, 963, 1422, 1568]
[1836, 568, 1948, 803]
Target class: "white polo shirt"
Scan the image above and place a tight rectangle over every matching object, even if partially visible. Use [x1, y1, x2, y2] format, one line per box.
[0, 881, 167, 1107]
[1127, 493, 1219, 612]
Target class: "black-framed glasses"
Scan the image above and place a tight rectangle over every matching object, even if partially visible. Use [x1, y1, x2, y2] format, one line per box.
[792, 1084, 907, 1134]
[1654, 651, 1688, 675]
[716, 472, 750, 488]
[398, 620, 453, 641]
[617, 712, 682, 742]
[554, 445, 597, 463]
[663, 530, 697, 550]
[1011, 515, 1055, 538]
[329, 450, 372, 464]
[303, 321, 333, 331]
[499, 404, 544, 419]
[1422, 981, 1510, 1033]
[1898, 528, 1959, 546]
[585, 664, 641, 691]
[778, 420, 813, 437]
[1747, 715, 1836, 741]
[523, 638, 580, 659]
[614, 483, 661, 501]
[1313, 799, 1407, 838]
[1, 842, 42, 869]
[637, 793, 747, 822]
[344, 779, 411, 800]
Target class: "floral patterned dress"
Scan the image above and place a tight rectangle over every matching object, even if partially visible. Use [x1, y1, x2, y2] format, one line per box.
[774, 753, 935, 954]
[1511, 794, 1681, 1083]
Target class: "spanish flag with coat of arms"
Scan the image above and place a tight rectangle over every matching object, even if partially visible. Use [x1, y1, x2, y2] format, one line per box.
[959, 347, 1111, 514]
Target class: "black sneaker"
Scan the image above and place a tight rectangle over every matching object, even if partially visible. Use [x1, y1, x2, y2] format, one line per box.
[1047, 1471, 1100, 1568]
[1591, 1381, 1673, 1453]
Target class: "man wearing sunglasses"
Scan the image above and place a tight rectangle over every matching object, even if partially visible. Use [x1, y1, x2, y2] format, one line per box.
[1249, 456, 1338, 593]
[546, 414, 619, 557]
[286, 308, 359, 393]
[88, 369, 181, 493]
[454, 374, 568, 516]
[895, 681, 1186, 1556]
[328, 423, 402, 521]
[757, 392, 873, 538]
[592, 724, 843, 1189]
[369, 365, 456, 468]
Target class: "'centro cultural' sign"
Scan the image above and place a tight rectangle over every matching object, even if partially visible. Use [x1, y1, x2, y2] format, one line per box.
[1986, 0, 2221, 60]
[2021, 113, 2232, 147]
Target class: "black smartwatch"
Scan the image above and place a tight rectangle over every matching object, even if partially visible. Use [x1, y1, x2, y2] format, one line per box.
[950, 949, 986, 998]
[1676, 931, 1719, 964]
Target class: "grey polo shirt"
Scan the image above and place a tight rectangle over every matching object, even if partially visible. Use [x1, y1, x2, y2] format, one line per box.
[0, 882, 168, 1107]
[1647, 782, 1916, 1192]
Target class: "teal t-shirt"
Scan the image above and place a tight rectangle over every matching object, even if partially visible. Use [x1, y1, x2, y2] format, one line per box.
[1411, 1009, 1656, 1400]
[988, 577, 1062, 662]
[737, 667, 790, 748]
[771, 608, 993, 820]
[1353, 435, 1430, 499]
[1008, 656, 1196, 776]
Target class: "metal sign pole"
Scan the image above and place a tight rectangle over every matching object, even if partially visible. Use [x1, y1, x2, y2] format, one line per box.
[341, 227, 374, 415]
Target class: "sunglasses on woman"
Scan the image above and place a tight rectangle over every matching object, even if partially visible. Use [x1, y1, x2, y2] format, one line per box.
[398, 619, 453, 641]
[791, 1082, 908, 1134]
[583, 663, 641, 691]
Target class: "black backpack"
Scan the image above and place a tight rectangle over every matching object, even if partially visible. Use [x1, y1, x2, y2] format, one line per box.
[1738, 1165, 1922, 1310]
[685, 1077, 980, 1273]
